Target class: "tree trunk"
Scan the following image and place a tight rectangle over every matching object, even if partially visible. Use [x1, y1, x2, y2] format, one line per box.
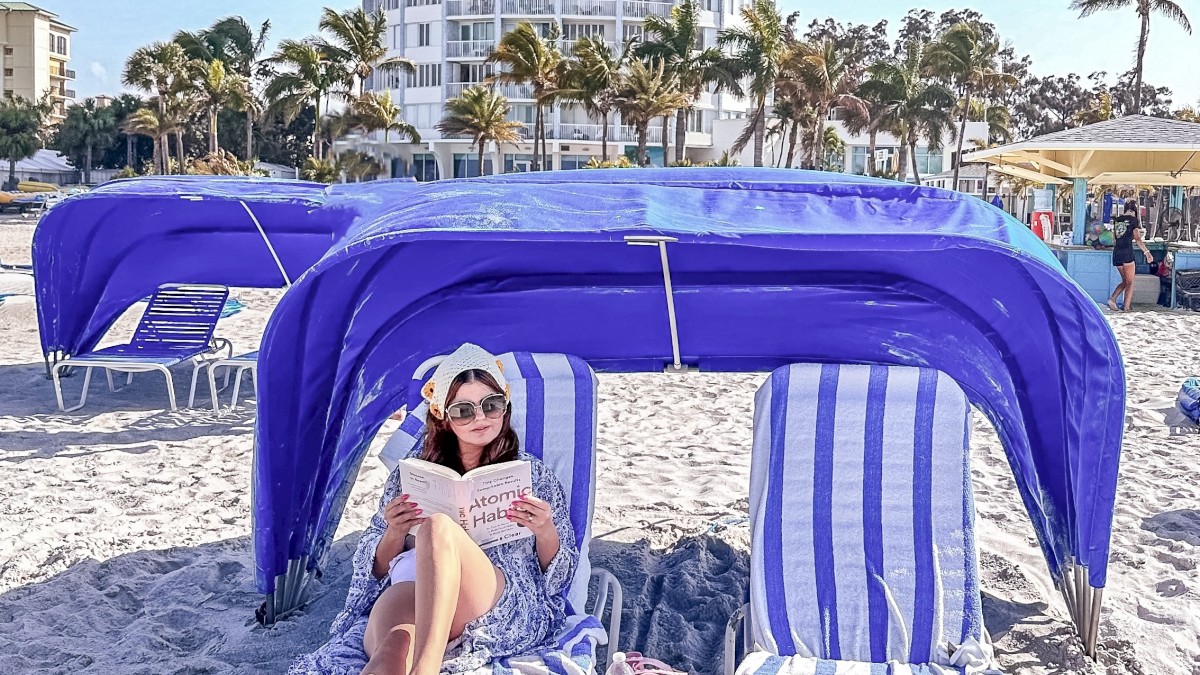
[601, 110, 609, 162]
[810, 106, 826, 169]
[151, 135, 161, 175]
[675, 107, 688, 164]
[784, 119, 799, 168]
[313, 95, 322, 161]
[533, 105, 542, 171]
[909, 140, 922, 185]
[637, 123, 649, 167]
[951, 89, 970, 189]
[1134, 11, 1149, 113]
[982, 163, 990, 203]
[84, 144, 92, 184]
[125, 135, 134, 169]
[661, 114, 669, 166]
[210, 109, 219, 155]
[478, 141, 485, 177]
[866, 128, 878, 175]
[246, 111, 254, 161]
[7, 159, 15, 187]
[157, 95, 169, 175]
[753, 100, 766, 167]
[896, 132, 910, 183]
[175, 131, 185, 174]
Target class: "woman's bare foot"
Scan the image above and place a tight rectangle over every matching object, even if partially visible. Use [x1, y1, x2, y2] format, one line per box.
[1107, 300, 1119, 311]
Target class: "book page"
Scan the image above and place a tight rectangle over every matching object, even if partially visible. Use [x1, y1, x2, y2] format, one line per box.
[464, 461, 534, 549]
[398, 460, 469, 530]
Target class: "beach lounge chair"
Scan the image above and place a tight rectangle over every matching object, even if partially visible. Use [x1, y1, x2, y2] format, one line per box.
[726, 363, 997, 675]
[380, 351, 621, 672]
[51, 284, 232, 412]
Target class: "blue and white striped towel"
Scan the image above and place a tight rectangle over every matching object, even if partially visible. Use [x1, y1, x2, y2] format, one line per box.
[744, 364, 995, 674]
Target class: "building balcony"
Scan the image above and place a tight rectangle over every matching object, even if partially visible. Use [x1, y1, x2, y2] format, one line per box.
[500, 0, 558, 15]
[50, 66, 75, 79]
[446, 0, 496, 16]
[557, 38, 618, 53]
[445, 82, 535, 99]
[621, 0, 673, 19]
[560, 0, 618, 15]
[446, 40, 495, 59]
[51, 88, 76, 99]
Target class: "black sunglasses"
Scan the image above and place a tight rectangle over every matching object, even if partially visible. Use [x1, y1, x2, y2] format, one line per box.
[445, 393, 508, 425]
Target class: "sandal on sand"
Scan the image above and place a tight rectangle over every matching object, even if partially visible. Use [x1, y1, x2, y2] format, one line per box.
[623, 652, 687, 675]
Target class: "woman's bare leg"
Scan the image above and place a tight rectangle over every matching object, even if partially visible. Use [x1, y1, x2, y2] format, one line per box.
[410, 513, 505, 675]
[1120, 263, 1136, 311]
[361, 583, 417, 675]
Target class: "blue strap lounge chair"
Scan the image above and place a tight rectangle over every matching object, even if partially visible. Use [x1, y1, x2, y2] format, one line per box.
[378, 351, 622, 672]
[51, 284, 233, 412]
[726, 363, 998, 675]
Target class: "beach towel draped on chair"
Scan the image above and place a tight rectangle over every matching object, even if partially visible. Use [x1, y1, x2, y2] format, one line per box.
[729, 364, 997, 675]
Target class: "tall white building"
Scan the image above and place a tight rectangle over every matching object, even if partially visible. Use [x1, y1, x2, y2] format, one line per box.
[0, 1, 75, 122]
[354, 0, 750, 179]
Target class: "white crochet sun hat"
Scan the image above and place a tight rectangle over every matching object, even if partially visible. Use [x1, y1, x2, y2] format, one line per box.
[421, 343, 509, 420]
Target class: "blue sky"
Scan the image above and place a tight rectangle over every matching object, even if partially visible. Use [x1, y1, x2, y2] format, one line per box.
[39, 0, 1200, 106]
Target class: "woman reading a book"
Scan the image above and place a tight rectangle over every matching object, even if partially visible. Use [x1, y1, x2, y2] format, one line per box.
[290, 343, 578, 675]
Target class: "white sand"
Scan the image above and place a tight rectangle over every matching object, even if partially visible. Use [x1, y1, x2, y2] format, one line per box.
[1, 220, 1198, 674]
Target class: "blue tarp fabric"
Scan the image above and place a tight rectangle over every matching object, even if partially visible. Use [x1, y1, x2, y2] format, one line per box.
[31, 176, 421, 358]
[251, 168, 1124, 597]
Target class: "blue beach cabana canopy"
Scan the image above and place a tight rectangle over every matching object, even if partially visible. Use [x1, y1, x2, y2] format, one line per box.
[32, 176, 359, 362]
[251, 168, 1123, 640]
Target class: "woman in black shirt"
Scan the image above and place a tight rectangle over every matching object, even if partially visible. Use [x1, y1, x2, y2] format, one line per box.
[1107, 201, 1154, 312]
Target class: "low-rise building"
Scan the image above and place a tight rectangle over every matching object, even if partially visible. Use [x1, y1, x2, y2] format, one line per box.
[0, 1, 76, 122]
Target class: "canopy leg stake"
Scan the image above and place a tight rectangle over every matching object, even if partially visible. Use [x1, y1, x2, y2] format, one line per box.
[625, 235, 692, 373]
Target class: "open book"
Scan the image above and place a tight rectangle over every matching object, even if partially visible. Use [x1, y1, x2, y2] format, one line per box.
[398, 458, 534, 550]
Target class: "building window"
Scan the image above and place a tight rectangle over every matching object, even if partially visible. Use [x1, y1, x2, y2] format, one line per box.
[504, 154, 534, 173]
[388, 0, 401, 8]
[455, 62, 492, 84]
[417, 23, 432, 46]
[408, 63, 442, 88]
[56, 36, 67, 55]
[453, 153, 493, 178]
[3, 47, 12, 55]
[411, 153, 439, 181]
[3, 69, 12, 77]
[459, 22, 494, 41]
[503, 21, 553, 38]
[623, 25, 644, 42]
[560, 154, 590, 170]
[914, 147, 944, 176]
[406, 0, 442, 5]
[561, 23, 605, 41]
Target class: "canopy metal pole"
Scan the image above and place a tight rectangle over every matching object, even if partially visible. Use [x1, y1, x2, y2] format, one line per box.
[1086, 587, 1104, 658]
[240, 200, 293, 288]
[625, 235, 688, 373]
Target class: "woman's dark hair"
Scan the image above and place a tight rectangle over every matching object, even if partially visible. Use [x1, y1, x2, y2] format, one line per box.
[421, 369, 519, 473]
[1124, 201, 1138, 213]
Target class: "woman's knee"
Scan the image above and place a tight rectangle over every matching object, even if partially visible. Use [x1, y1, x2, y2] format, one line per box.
[418, 512, 460, 547]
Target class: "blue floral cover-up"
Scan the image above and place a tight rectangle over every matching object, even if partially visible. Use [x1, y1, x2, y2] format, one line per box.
[289, 451, 578, 674]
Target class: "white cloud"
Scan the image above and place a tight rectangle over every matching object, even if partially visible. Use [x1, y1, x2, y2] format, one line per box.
[90, 61, 108, 85]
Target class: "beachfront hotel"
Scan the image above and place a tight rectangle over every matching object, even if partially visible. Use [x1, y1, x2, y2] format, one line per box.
[0, 1, 75, 122]
[353, 0, 753, 178]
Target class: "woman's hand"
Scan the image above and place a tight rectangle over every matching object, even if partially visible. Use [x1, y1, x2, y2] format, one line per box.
[384, 494, 425, 538]
[509, 495, 554, 537]
[510, 494, 561, 572]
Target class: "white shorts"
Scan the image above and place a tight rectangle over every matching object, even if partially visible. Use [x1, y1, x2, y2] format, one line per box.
[388, 549, 417, 585]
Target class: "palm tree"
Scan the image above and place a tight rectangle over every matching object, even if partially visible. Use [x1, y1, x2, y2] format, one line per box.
[194, 59, 253, 154]
[176, 16, 272, 159]
[318, 6, 414, 97]
[1071, 0, 1191, 114]
[0, 95, 45, 189]
[924, 22, 1017, 190]
[718, 0, 791, 166]
[121, 107, 175, 174]
[52, 99, 117, 183]
[786, 39, 864, 169]
[561, 36, 631, 162]
[353, 91, 421, 144]
[488, 23, 563, 171]
[639, 0, 740, 164]
[339, 150, 384, 181]
[123, 41, 192, 173]
[266, 38, 351, 160]
[108, 93, 147, 169]
[436, 86, 523, 176]
[614, 59, 690, 167]
[858, 40, 956, 184]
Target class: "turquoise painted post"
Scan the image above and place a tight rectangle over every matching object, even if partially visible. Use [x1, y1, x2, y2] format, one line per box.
[1171, 185, 1184, 209]
[1072, 178, 1088, 245]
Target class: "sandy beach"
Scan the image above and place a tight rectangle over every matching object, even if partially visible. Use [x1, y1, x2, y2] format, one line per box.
[1, 218, 1197, 674]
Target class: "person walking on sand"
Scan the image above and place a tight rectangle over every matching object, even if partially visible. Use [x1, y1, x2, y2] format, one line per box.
[1108, 200, 1154, 312]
